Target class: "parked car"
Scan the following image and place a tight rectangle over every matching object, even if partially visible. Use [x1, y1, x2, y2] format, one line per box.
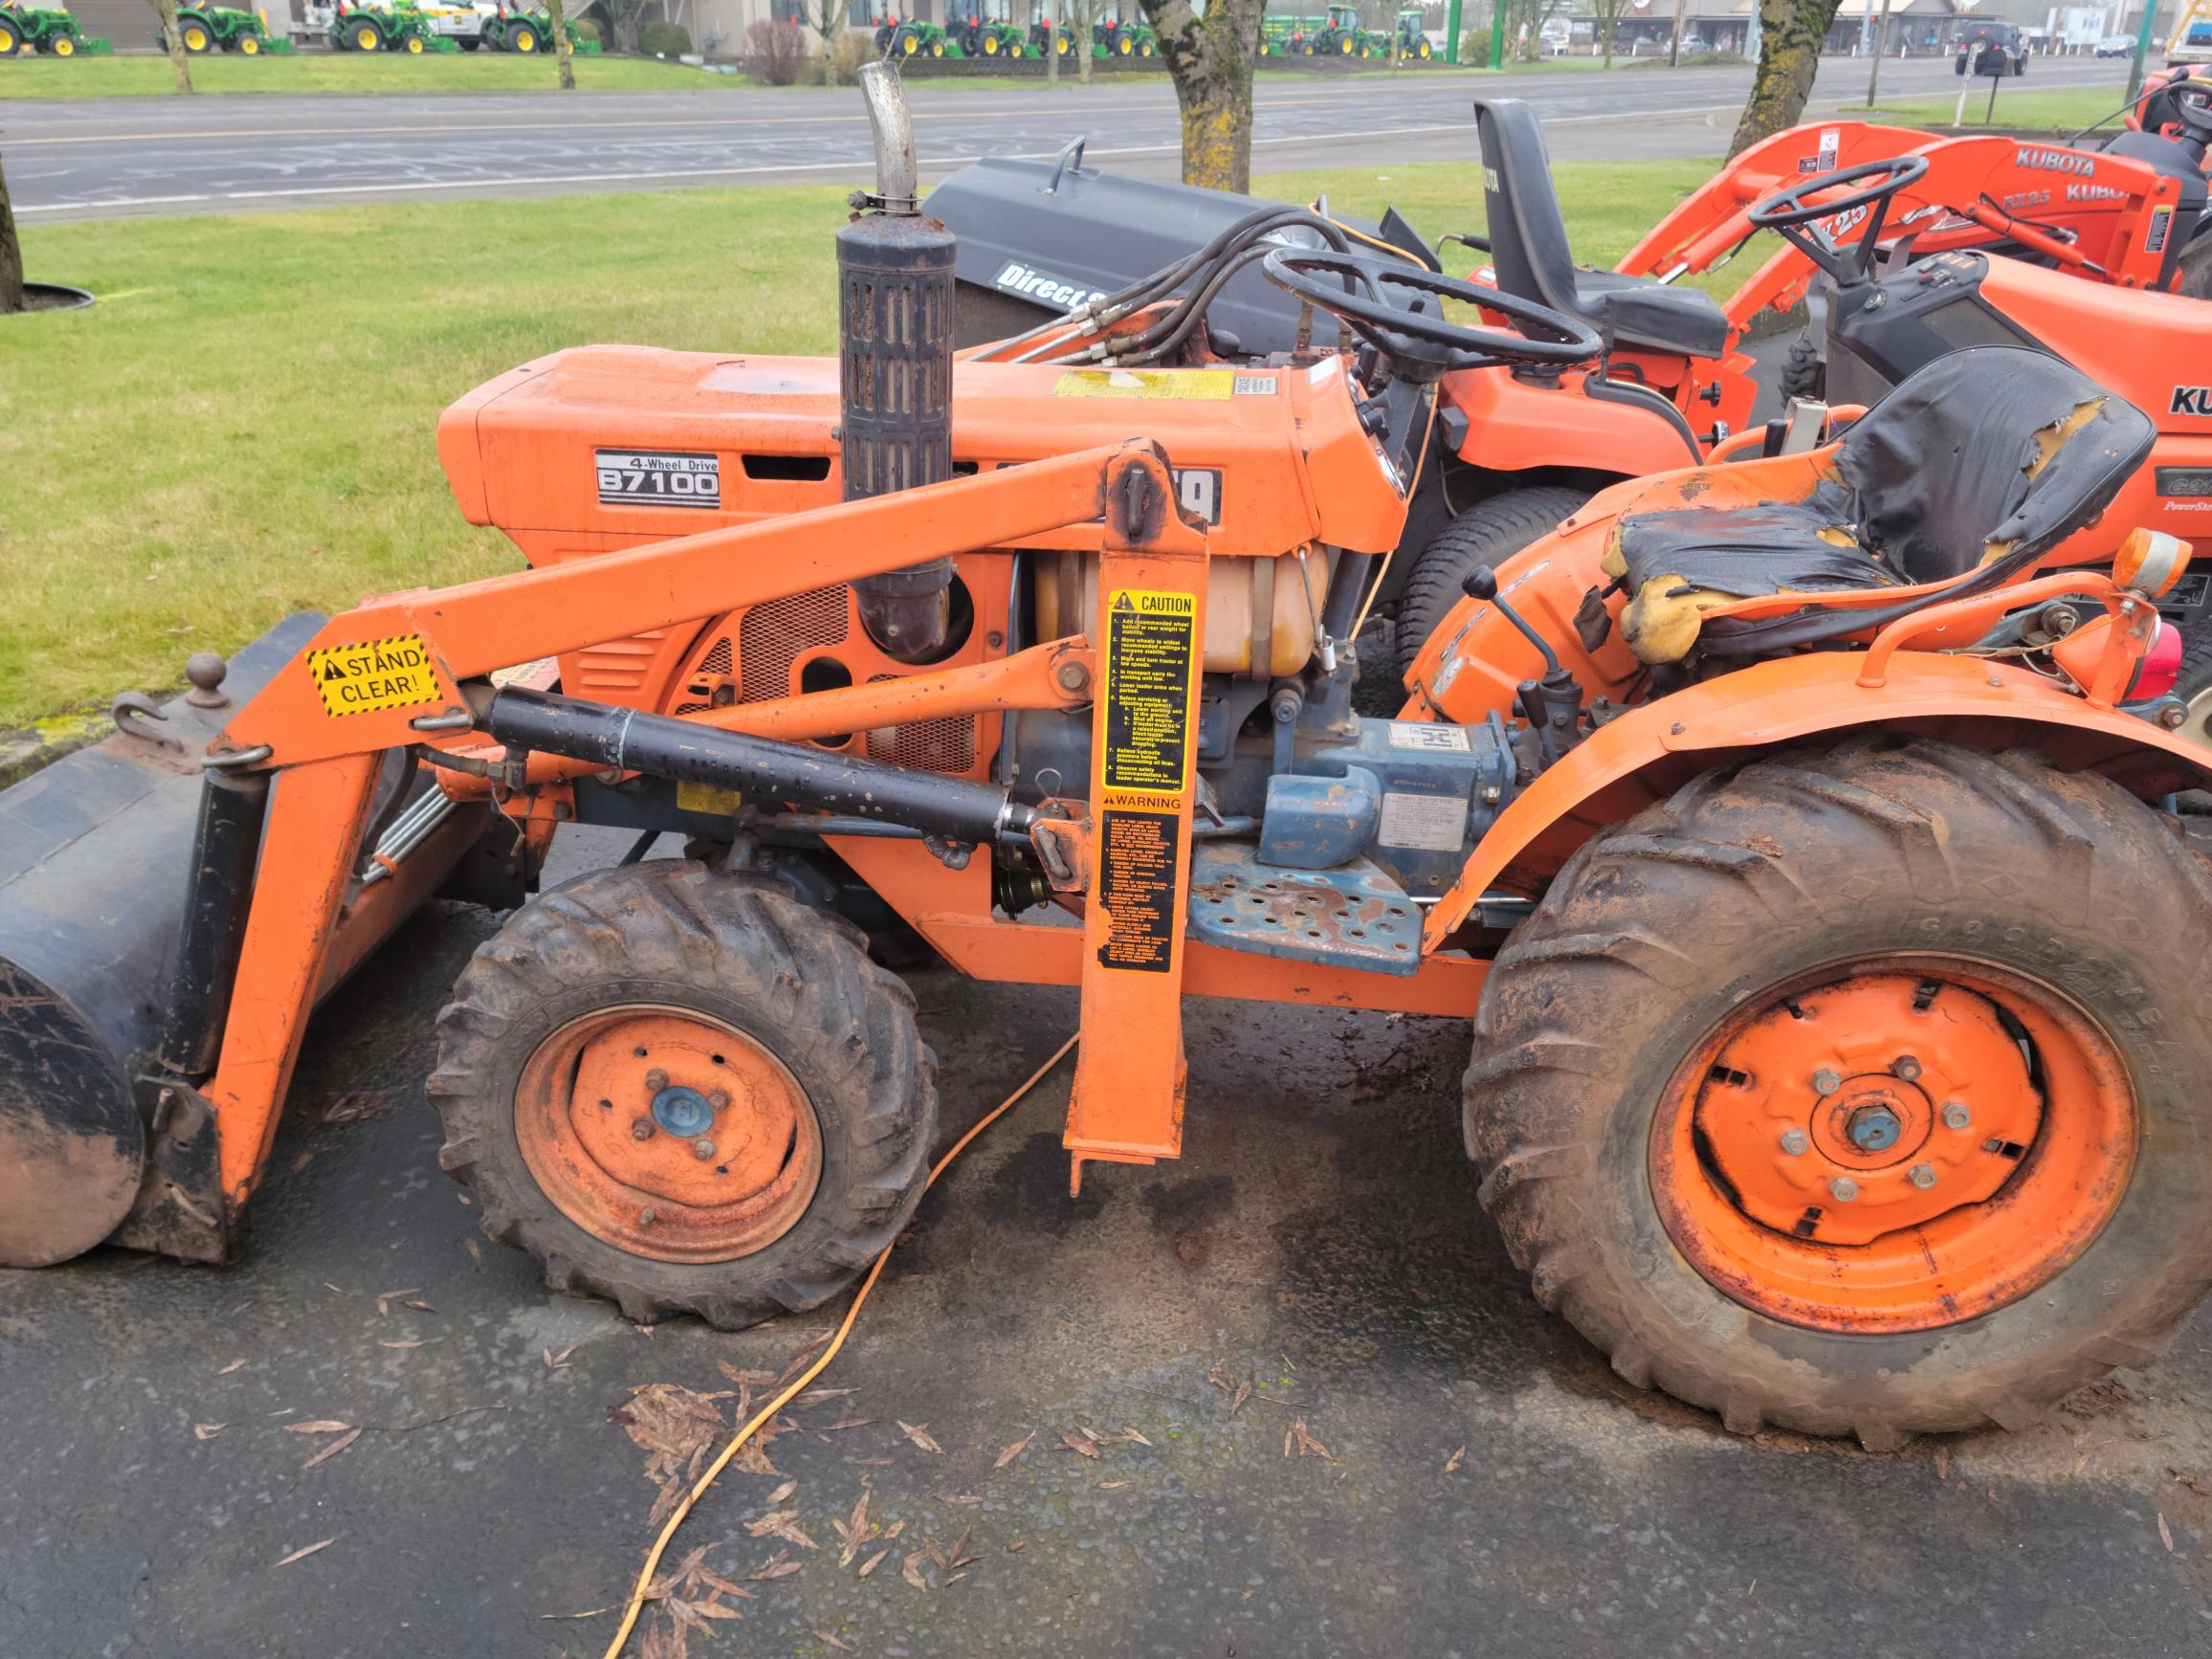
[2095, 33, 2135, 56]
[1956, 19, 2026, 75]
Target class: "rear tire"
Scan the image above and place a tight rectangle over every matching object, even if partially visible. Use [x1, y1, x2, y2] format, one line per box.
[1392, 484, 1591, 681]
[430, 862, 937, 1328]
[1465, 739, 2212, 1448]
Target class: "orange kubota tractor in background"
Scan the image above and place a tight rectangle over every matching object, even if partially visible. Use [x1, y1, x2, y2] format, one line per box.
[6, 68, 2212, 1450]
[934, 97, 2212, 685]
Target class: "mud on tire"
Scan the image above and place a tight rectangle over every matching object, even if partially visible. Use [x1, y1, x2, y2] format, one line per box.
[1464, 738, 2212, 1449]
[429, 861, 936, 1328]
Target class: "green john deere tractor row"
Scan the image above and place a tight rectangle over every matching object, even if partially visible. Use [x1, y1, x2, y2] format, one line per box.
[168, 5, 287, 54]
[1260, 5, 1431, 58]
[870, 5, 1155, 59]
[0, 0, 110, 56]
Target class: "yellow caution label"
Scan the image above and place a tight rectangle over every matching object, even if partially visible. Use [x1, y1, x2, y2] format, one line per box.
[676, 781, 743, 816]
[1055, 369, 1237, 400]
[1102, 588, 1197, 796]
[306, 633, 442, 719]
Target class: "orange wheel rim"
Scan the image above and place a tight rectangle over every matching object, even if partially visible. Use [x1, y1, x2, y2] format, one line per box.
[516, 1006, 822, 1264]
[1651, 958, 2135, 1334]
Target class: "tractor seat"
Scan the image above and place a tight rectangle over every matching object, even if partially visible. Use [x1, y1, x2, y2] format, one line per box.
[1475, 98, 1730, 360]
[1603, 346, 2157, 665]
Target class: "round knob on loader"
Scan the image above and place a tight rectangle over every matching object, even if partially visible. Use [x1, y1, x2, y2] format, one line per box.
[184, 652, 231, 709]
[1461, 566, 1498, 602]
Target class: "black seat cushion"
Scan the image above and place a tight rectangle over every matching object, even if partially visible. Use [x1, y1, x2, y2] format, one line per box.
[1605, 347, 2157, 663]
[1476, 98, 1731, 360]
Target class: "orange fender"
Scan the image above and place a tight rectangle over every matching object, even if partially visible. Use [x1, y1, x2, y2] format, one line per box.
[1421, 650, 2212, 951]
[1437, 367, 1703, 478]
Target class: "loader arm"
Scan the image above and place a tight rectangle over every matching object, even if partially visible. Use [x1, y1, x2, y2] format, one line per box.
[194, 439, 1167, 1206]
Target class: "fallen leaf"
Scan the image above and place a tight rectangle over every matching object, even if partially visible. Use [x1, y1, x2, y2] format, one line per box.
[1230, 1377, 1253, 1415]
[897, 1421, 944, 1455]
[465, 1239, 484, 1264]
[946, 1571, 967, 1584]
[940, 1493, 984, 1506]
[1116, 1427, 1153, 1448]
[796, 1387, 858, 1405]
[193, 1423, 225, 1441]
[1007, 1540, 1026, 1552]
[814, 1632, 854, 1653]
[849, 1457, 893, 1468]
[216, 1359, 247, 1376]
[274, 1538, 335, 1567]
[1206, 1360, 1232, 1398]
[1444, 1446, 1465, 1473]
[2172, 1468, 2212, 1498]
[1934, 1447, 1952, 1481]
[381, 1338, 429, 1350]
[2159, 1512, 2175, 1553]
[613, 1383, 738, 1522]
[691, 1599, 743, 1623]
[405, 1300, 434, 1313]
[284, 1420, 353, 1435]
[543, 1345, 577, 1370]
[719, 1364, 777, 1387]
[321, 1088, 397, 1126]
[744, 1510, 818, 1550]
[372, 1287, 419, 1317]
[767, 1479, 798, 1505]
[1101, 1480, 1128, 1490]
[858, 1547, 891, 1579]
[697, 1571, 754, 1602]
[777, 1333, 834, 1387]
[748, 1550, 802, 1581]
[835, 1491, 872, 1566]
[995, 1432, 1033, 1469]
[900, 1551, 930, 1591]
[302, 1427, 364, 1469]
[540, 1606, 614, 1621]
[1285, 1418, 1333, 1462]
[819, 1417, 874, 1433]
[947, 1526, 973, 1568]
[1059, 1430, 1101, 1460]
[882, 1520, 907, 1540]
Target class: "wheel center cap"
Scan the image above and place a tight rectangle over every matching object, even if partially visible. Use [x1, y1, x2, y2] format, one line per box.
[1845, 1101, 1904, 1153]
[651, 1085, 716, 1138]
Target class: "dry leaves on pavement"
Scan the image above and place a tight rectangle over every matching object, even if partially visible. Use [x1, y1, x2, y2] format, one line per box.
[994, 1431, 1033, 1469]
[896, 1421, 945, 1455]
[301, 1427, 364, 1470]
[611, 1383, 735, 1525]
[1284, 1419, 1334, 1461]
[1058, 1430, 1101, 1460]
[274, 1538, 334, 1567]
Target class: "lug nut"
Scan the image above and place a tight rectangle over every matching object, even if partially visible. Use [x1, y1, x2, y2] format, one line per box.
[1781, 1128, 1809, 1157]
[1892, 1055, 1922, 1083]
[1812, 1068, 1843, 1095]
[1940, 1101, 1972, 1131]
[1909, 1162, 1937, 1190]
[630, 1117, 655, 1141]
[1829, 1176, 1859, 1203]
[707, 1089, 731, 1112]
[645, 1068, 669, 1093]
[693, 1139, 719, 1161]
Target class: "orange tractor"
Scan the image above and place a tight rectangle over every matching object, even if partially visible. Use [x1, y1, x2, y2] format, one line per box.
[6, 69, 2212, 1449]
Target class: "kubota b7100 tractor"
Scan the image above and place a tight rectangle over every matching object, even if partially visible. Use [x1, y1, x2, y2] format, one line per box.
[6, 69, 2212, 1451]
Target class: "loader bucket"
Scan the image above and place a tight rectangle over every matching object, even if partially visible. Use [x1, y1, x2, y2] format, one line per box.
[0, 613, 321, 1268]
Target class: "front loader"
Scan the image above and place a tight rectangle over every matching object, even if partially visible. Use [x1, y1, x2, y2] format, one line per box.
[9, 68, 2212, 1449]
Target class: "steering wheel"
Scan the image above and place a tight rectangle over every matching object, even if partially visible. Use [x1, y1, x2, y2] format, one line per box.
[1259, 248, 1601, 380]
[2171, 74, 2212, 146]
[1749, 154, 1932, 285]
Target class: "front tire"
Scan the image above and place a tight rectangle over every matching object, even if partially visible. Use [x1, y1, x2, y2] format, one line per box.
[1392, 484, 1591, 680]
[430, 862, 937, 1328]
[1465, 740, 2212, 1448]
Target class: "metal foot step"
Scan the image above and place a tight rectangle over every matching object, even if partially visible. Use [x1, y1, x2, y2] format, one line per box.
[1184, 844, 1424, 975]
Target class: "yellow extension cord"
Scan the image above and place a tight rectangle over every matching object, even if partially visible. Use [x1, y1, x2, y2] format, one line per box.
[600, 1032, 1081, 1659]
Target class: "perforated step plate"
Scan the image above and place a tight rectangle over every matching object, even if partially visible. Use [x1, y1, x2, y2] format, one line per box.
[1184, 844, 1424, 975]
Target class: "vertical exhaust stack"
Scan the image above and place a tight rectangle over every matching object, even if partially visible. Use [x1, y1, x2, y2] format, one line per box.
[839, 62, 959, 664]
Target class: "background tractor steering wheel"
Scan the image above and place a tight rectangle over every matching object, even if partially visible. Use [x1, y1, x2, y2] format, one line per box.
[1260, 248, 1601, 379]
[1750, 154, 1933, 284]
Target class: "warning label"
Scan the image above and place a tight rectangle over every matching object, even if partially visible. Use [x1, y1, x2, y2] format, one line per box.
[306, 634, 441, 719]
[1096, 808, 1180, 974]
[1054, 369, 1236, 401]
[1103, 588, 1196, 795]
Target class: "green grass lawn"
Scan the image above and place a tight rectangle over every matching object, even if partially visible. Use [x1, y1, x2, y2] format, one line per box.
[0, 156, 1718, 727]
[0, 50, 740, 97]
[1863, 84, 2139, 134]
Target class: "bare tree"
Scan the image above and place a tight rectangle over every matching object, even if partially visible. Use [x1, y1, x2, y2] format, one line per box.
[0, 150, 25, 316]
[546, 0, 577, 88]
[1730, 0, 1842, 153]
[1071, 0, 1098, 84]
[599, 0, 651, 52]
[1504, 0, 1561, 59]
[144, 0, 196, 93]
[1137, 0, 1266, 191]
[805, 0, 844, 76]
[1590, 0, 1629, 67]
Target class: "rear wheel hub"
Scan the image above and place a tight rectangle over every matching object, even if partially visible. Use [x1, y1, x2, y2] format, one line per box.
[1652, 960, 2135, 1332]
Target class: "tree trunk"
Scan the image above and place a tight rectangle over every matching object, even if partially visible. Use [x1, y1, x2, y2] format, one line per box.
[0, 150, 26, 316]
[545, 0, 576, 88]
[1139, 0, 1265, 192]
[1729, 0, 1839, 155]
[1077, 0, 1092, 84]
[145, 0, 196, 94]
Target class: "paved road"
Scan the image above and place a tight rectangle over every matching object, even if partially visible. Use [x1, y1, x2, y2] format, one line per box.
[1, 827, 2208, 1657]
[6, 55, 2135, 220]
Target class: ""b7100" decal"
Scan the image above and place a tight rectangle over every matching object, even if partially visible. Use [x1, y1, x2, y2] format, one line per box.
[596, 449, 721, 509]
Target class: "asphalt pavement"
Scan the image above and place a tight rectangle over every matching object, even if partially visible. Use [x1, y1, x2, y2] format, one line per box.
[0, 826, 2208, 1656]
[4, 55, 2135, 221]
